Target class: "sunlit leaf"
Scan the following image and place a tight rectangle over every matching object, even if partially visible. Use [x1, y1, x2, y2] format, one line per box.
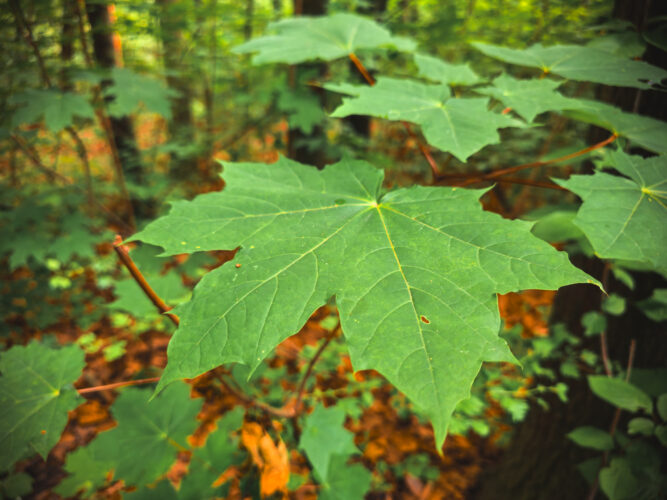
[233, 13, 415, 64]
[472, 42, 667, 89]
[327, 77, 521, 161]
[415, 53, 481, 86]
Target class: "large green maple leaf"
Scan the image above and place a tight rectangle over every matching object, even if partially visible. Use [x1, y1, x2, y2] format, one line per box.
[471, 42, 667, 89]
[0, 343, 84, 470]
[556, 151, 666, 275]
[326, 77, 521, 161]
[133, 157, 597, 447]
[232, 13, 414, 64]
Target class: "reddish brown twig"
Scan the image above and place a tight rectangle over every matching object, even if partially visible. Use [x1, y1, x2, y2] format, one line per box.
[294, 329, 337, 413]
[216, 373, 296, 418]
[113, 235, 180, 326]
[78, 377, 161, 394]
[456, 133, 618, 187]
[348, 52, 441, 176]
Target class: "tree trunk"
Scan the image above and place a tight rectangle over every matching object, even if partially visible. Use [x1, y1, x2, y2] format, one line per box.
[287, 0, 328, 168]
[85, 0, 143, 187]
[156, 0, 197, 182]
[474, 2, 667, 499]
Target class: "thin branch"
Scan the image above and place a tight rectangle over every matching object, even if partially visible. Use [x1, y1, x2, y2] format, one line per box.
[587, 339, 638, 500]
[11, 134, 133, 232]
[216, 373, 296, 418]
[348, 52, 440, 176]
[446, 174, 566, 191]
[78, 377, 160, 394]
[112, 235, 180, 326]
[456, 133, 618, 186]
[294, 329, 336, 413]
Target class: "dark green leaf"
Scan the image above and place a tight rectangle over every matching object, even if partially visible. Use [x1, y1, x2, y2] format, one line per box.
[567, 426, 614, 450]
[599, 458, 640, 500]
[0, 343, 84, 470]
[627, 417, 654, 436]
[589, 376, 652, 413]
[300, 405, 358, 481]
[89, 383, 202, 486]
[9, 89, 94, 133]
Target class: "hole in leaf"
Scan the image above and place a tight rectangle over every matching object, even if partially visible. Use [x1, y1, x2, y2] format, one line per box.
[420, 315, 430, 324]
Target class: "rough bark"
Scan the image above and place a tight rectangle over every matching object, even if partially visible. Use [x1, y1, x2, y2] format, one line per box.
[85, 0, 143, 186]
[473, 2, 667, 499]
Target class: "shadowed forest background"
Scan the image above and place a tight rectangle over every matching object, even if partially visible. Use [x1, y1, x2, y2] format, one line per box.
[1, 0, 666, 499]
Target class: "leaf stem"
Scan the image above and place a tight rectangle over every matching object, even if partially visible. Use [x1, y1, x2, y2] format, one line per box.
[77, 377, 161, 394]
[294, 328, 337, 413]
[112, 235, 180, 327]
[348, 52, 441, 176]
[451, 133, 618, 187]
[215, 373, 296, 418]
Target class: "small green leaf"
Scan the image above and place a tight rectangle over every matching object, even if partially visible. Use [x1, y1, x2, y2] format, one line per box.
[1, 472, 32, 498]
[415, 53, 481, 86]
[88, 383, 202, 486]
[104, 68, 174, 119]
[655, 425, 667, 446]
[300, 405, 358, 482]
[0, 343, 84, 470]
[602, 294, 626, 316]
[477, 74, 577, 122]
[581, 311, 606, 337]
[556, 152, 667, 274]
[327, 77, 521, 161]
[318, 454, 372, 500]
[627, 417, 654, 436]
[472, 42, 667, 89]
[657, 393, 667, 421]
[54, 446, 113, 497]
[637, 289, 667, 323]
[588, 375, 652, 413]
[599, 458, 640, 500]
[9, 89, 94, 133]
[567, 426, 614, 450]
[233, 13, 415, 65]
